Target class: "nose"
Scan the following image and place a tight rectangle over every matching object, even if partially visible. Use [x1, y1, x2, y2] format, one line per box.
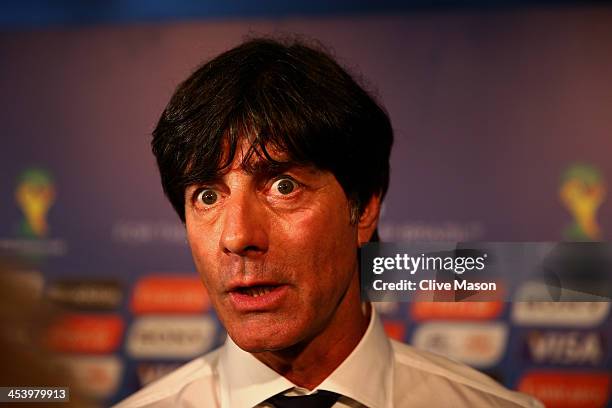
[219, 189, 269, 257]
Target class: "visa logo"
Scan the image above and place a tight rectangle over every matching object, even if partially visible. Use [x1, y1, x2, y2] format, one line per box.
[526, 331, 604, 366]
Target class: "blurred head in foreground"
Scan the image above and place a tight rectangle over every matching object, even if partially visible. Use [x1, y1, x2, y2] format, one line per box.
[0, 264, 92, 407]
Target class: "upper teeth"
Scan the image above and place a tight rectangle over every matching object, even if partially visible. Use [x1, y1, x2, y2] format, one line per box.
[244, 287, 272, 297]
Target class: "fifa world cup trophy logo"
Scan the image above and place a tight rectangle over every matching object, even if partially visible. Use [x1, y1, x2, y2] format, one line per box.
[559, 164, 606, 241]
[15, 169, 56, 238]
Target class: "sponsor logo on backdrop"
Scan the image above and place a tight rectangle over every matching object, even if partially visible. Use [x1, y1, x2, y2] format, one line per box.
[58, 355, 122, 398]
[126, 316, 216, 359]
[511, 298, 610, 327]
[15, 168, 55, 238]
[46, 314, 124, 354]
[410, 301, 503, 321]
[137, 363, 183, 387]
[412, 322, 508, 368]
[518, 371, 610, 408]
[559, 163, 606, 241]
[525, 331, 605, 366]
[112, 220, 187, 245]
[378, 221, 485, 242]
[46, 280, 123, 311]
[0, 168, 67, 256]
[131, 275, 210, 314]
[382, 321, 406, 341]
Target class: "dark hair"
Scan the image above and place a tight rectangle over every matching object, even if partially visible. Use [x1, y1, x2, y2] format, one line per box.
[152, 38, 393, 234]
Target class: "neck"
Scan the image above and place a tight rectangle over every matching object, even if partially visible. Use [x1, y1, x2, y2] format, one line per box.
[252, 281, 371, 390]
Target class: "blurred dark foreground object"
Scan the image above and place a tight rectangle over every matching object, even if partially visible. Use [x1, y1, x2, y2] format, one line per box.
[0, 261, 94, 407]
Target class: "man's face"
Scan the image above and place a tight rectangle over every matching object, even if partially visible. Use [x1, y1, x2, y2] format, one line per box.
[184, 147, 364, 352]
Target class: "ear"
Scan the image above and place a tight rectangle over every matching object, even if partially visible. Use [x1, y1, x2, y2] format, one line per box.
[357, 194, 381, 246]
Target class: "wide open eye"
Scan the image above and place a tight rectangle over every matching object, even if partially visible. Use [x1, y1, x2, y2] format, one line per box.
[196, 189, 218, 205]
[272, 178, 297, 195]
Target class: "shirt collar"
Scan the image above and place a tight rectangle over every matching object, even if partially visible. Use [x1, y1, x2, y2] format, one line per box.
[217, 336, 294, 408]
[217, 307, 394, 408]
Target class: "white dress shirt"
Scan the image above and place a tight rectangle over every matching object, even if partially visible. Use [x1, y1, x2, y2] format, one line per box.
[115, 310, 543, 408]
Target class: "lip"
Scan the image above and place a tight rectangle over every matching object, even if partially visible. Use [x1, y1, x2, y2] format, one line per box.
[227, 282, 289, 312]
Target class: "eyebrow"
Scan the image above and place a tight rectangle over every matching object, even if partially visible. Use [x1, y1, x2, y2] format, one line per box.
[185, 160, 311, 190]
[246, 157, 327, 182]
[244, 159, 297, 178]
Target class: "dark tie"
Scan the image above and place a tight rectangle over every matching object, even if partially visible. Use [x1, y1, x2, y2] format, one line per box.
[265, 390, 340, 408]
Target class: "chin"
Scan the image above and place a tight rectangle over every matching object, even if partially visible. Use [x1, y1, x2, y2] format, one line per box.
[227, 321, 306, 353]
[230, 332, 290, 353]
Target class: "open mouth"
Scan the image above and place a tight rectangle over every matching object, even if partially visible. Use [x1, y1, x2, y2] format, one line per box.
[229, 283, 288, 311]
[235, 285, 279, 297]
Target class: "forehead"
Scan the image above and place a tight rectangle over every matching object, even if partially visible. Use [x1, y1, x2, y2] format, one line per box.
[218, 138, 310, 176]
[183, 131, 326, 188]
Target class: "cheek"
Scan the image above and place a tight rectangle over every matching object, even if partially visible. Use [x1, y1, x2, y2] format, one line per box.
[186, 222, 220, 286]
[275, 203, 358, 280]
